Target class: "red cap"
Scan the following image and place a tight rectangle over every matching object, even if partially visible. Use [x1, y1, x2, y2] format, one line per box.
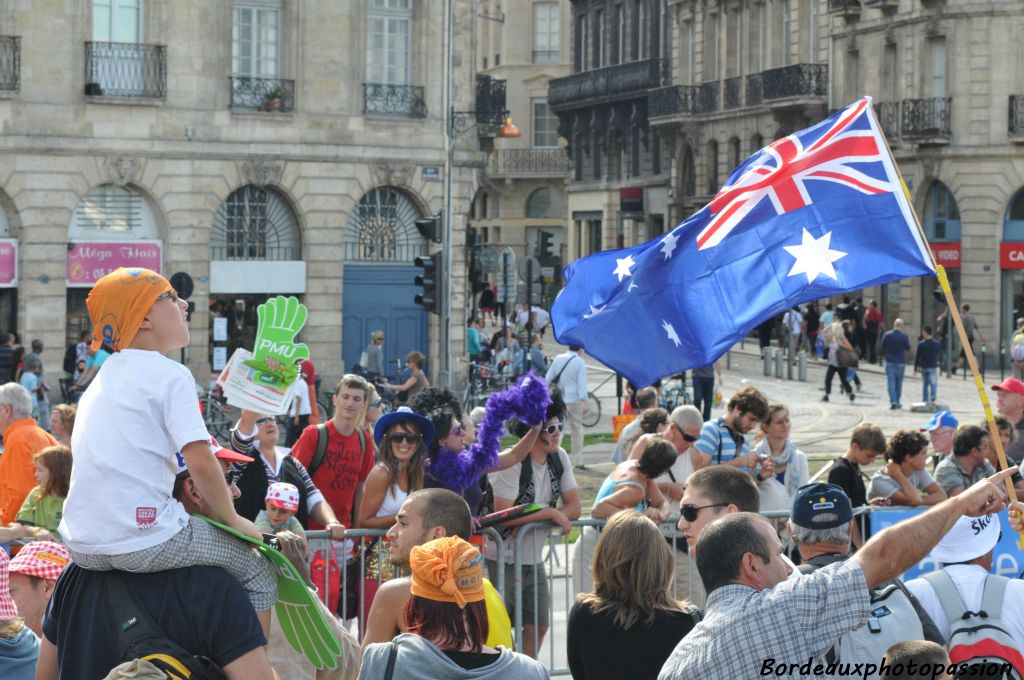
[991, 378, 1024, 396]
[210, 436, 254, 463]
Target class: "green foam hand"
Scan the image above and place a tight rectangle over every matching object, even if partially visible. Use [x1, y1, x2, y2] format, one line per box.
[243, 296, 309, 388]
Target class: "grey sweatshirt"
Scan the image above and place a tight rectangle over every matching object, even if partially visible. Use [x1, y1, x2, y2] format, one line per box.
[359, 633, 548, 680]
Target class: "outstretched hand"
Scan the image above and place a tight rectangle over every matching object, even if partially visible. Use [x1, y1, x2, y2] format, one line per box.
[955, 466, 1018, 517]
[243, 296, 309, 387]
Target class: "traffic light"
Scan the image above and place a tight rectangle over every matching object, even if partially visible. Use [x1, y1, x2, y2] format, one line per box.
[414, 251, 443, 313]
[415, 213, 443, 243]
[536, 229, 554, 257]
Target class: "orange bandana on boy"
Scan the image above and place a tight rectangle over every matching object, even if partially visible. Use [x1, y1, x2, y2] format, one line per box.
[409, 536, 485, 609]
[86, 267, 173, 351]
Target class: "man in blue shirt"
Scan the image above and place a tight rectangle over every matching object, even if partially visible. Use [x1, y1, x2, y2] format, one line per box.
[880, 318, 911, 410]
[915, 325, 941, 405]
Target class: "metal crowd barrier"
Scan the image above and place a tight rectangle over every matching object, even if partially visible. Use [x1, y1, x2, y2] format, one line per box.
[304, 507, 874, 677]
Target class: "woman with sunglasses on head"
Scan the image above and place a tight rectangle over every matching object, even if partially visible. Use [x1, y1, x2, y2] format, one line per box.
[574, 436, 676, 594]
[225, 408, 346, 542]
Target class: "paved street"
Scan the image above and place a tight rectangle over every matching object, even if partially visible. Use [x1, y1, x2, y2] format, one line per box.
[528, 335, 1003, 676]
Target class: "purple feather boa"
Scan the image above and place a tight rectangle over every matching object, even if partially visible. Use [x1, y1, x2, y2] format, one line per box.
[425, 371, 551, 492]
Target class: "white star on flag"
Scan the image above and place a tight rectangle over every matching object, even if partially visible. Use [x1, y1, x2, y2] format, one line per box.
[661, 320, 682, 347]
[783, 228, 847, 283]
[583, 304, 606, 319]
[613, 255, 635, 282]
[659, 231, 679, 260]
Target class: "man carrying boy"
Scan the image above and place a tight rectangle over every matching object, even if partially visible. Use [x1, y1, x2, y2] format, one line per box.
[58, 268, 276, 635]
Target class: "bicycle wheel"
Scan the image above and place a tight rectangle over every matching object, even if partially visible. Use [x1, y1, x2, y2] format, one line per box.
[582, 391, 601, 428]
[204, 399, 232, 442]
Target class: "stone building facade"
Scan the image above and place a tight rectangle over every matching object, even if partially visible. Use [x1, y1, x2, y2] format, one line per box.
[0, 0, 494, 388]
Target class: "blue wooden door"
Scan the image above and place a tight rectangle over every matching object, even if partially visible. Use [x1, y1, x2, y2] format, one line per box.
[342, 264, 428, 378]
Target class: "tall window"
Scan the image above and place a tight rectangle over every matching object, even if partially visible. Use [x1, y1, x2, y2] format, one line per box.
[706, 139, 719, 195]
[93, 0, 141, 42]
[923, 182, 960, 242]
[634, 0, 645, 61]
[882, 42, 898, 101]
[594, 10, 604, 68]
[726, 8, 740, 78]
[212, 185, 299, 261]
[574, 12, 587, 71]
[367, 0, 411, 85]
[614, 5, 624, 65]
[533, 3, 560, 64]
[532, 100, 559, 147]
[845, 50, 860, 103]
[703, 11, 718, 81]
[233, 2, 281, 78]
[929, 37, 946, 98]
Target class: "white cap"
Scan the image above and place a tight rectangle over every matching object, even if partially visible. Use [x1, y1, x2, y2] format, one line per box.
[929, 513, 1001, 564]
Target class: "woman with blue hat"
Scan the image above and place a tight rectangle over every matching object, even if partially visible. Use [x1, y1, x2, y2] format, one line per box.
[357, 406, 435, 531]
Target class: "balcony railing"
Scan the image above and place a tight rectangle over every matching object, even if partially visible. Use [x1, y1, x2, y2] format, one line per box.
[901, 97, 952, 140]
[760, 63, 828, 101]
[475, 75, 507, 127]
[549, 59, 667, 108]
[0, 36, 19, 92]
[230, 77, 295, 113]
[873, 101, 900, 141]
[1009, 96, 1024, 136]
[363, 83, 427, 118]
[487, 148, 570, 177]
[746, 73, 763, 106]
[724, 77, 742, 109]
[648, 85, 696, 117]
[84, 41, 166, 98]
[699, 81, 719, 113]
[828, 0, 861, 17]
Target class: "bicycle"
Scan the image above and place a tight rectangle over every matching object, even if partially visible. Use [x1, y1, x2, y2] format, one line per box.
[461, 362, 492, 414]
[660, 374, 692, 412]
[201, 384, 233, 442]
[582, 391, 601, 428]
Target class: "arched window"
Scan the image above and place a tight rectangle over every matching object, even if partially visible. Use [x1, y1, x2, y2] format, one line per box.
[211, 185, 300, 260]
[706, 139, 719, 194]
[1004, 188, 1024, 241]
[750, 132, 764, 156]
[728, 137, 741, 177]
[679, 146, 695, 198]
[70, 184, 159, 239]
[526, 188, 563, 219]
[922, 182, 961, 242]
[344, 187, 425, 262]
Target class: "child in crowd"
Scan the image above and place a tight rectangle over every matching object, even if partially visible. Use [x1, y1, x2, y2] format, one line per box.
[255, 482, 305, 536]
[0, 445, 72, 544]
[58, 268, 276, 634]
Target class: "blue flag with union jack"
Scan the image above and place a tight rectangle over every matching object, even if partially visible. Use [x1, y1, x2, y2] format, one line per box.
[551, 98, 936, 387]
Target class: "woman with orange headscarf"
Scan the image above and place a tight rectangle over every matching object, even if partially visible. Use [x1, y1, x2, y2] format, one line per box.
[359, 536, 547, 679]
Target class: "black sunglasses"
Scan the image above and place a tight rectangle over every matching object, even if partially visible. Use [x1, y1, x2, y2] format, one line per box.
[681, 432, 699, 443]
[389, 433, 421, 445]
[544, 422, 565, 435]
[680, 502, 728, 522]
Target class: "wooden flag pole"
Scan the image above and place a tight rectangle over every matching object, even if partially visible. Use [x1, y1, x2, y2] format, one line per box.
[934, 265, 1019, 509]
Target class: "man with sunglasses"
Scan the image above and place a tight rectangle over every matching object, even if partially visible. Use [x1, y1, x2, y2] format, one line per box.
[488, 389, 581, 659]
[674, 466, 761, 606]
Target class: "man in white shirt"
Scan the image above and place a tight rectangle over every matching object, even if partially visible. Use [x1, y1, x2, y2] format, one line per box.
[546, 346, 588, 468]
[905, 513, 1024, 666]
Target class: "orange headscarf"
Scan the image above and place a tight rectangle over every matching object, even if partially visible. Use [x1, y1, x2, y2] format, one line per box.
[409, 536, 485, 609]
[86, 267, 173, 351]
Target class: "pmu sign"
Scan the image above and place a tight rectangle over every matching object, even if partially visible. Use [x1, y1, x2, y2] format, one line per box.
[1000, 241, 1024, 269]
[929, 242, 960, 269]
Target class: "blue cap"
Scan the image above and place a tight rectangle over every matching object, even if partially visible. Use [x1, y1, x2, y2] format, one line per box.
[921, 410, 958, 432]
[791, 483, 853, 530]
[373, 406, 435, 447]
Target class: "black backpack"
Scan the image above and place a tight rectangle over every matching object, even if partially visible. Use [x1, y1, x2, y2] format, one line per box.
[106, 571, 227, 679]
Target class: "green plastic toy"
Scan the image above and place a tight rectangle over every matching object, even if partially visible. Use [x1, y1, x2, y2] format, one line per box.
[242, 296, 310, 389]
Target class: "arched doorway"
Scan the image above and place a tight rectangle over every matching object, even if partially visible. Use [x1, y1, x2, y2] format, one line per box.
[66, 183, 163, 347]
[341, 186, 428, 377]
[208, 184, 304, 371]
[999, 188, 1024, 368]
[920, 181, 961, 364]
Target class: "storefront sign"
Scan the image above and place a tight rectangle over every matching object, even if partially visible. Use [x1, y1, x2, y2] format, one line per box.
[66, 240, 163, 287]
[1000, 241, 1024, 269]
[0, 239, 18, 287]
[929, 242, 960, 269]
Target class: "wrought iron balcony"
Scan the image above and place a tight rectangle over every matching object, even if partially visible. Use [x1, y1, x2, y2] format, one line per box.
[1009, 96, 1024, 137]
[475, 75, 507, 128]
[828, 0, 861, 18]
[647, 82, 719, 118]
[487, 148, 570, 177]
[363, 83, 427, 118]
[84, 41, 166, 99]
[724, 77, 742, 109]
[0, 36, 19, 92]
[863, 0, 897, 9]
[901, 97, 951, 141]
[873, 101, 900, 142]
[230, 77, 295, 113]
[746, 73, 763, 106]
[760, 63, 827, 101]
[549, 59, 667, 109]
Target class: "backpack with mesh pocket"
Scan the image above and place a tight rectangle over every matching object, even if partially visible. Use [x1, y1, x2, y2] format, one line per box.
[922, 570, 1024, 680]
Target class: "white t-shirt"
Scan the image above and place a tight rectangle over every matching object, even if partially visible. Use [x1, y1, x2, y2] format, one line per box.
[287, 379, 312, 417]
[905, 564, 1024, 648]
[488, 448, 577, 565]
[60, 349, 210, 554]
[655, 445, 698, 518]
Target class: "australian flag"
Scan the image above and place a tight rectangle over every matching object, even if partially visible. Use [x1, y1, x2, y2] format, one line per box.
[551, 98, 936, 387]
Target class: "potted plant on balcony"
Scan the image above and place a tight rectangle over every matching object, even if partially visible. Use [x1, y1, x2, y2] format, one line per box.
[262, 85, 285, 112]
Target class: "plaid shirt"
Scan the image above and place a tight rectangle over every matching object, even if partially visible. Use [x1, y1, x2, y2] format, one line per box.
[659, 559, 870, 680]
